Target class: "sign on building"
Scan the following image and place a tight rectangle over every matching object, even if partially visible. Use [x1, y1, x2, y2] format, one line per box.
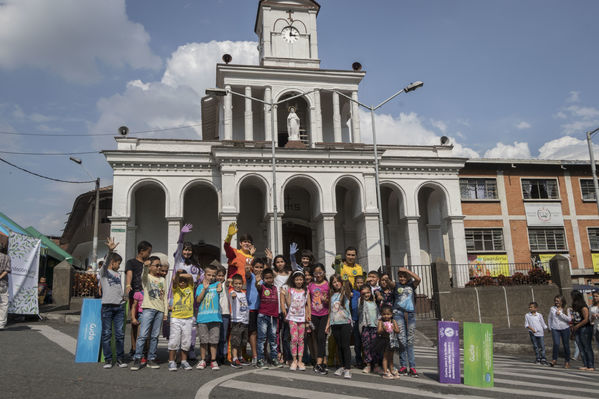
[525, 203, 564, 227]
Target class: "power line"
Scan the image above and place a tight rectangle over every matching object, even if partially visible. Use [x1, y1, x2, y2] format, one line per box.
[0, 150, 100, 156]
[0, 157, 96, 184]
[0, 123, 202, 137]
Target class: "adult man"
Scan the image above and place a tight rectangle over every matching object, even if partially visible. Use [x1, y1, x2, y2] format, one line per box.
[0, 243, 11, 329]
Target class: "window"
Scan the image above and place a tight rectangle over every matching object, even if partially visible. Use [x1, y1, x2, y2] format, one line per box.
[522, 179, 559, 200]
[528, 228, 567, 251]
[460, 178, 497, 200]
[589, 228, 599, 251]
[580, 179, 596, 201]
[465, 229, 504, 252]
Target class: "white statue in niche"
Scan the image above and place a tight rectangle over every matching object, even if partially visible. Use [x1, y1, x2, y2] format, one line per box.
[287, 106, 300, 141]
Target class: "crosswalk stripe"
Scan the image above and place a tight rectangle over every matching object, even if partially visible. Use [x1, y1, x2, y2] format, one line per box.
[29, 324, 77, 355]
[220, 380, 367, 399]
[263, 370, 489, 399]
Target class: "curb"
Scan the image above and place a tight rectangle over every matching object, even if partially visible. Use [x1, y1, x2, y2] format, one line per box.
[40, 312, 79, 324]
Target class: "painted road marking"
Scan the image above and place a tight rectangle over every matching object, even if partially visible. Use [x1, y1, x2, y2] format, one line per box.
[28, 324, 77, 355]
[220, 380, 367, 399]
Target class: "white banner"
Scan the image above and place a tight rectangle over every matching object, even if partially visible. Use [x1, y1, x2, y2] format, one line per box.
[7, 231, 41, 315]
[525, 202, 564, 227]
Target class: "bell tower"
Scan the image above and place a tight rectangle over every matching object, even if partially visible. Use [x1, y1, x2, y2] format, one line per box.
[254, 0, 320, 68]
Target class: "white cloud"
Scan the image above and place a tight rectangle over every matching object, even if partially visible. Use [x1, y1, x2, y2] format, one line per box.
[515, 121, 531, 130]
[483, 141, 532, 159]
[537, 136, 599, 160]
[91, 40, 258, 144]
[430, 119, 447, 133]
[0, 0, 161, 83]
[359, 110, 479, 158]
[566, 91, 580, 103]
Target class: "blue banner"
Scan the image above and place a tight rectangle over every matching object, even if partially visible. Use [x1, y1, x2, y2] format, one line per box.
[75, 298, 103, 363]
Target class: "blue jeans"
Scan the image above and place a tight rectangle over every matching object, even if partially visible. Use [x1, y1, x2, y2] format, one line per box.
[257, 314, 278, 361]
[551, 328, 570, 362]
[529, 332, 546, 361]
[101, 304, 125, 362]
[575, 324, 594, 369]
[135, 308, 164, 361]
[217, 315, 230, 362]
[395, 311, 416, 368]
[351, 320, 363, 365]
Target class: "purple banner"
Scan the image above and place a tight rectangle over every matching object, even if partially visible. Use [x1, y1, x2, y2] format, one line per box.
[438, 321, 461, 384]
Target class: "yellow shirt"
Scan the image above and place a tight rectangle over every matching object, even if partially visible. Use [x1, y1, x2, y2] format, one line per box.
[340, 263, 363, 288]
[172, 286, 194, 319]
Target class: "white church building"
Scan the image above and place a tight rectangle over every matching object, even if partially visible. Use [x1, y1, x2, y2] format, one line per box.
[105, 0, 469, 284]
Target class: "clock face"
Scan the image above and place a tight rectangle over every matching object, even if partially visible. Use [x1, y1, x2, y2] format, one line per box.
[282, 26, 300, 43]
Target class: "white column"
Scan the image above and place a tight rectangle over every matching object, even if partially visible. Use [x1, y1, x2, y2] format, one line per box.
[496, 170, 515, 263]
[264, 87, 272, 141]
[405, 216, 422, 266]
[108, 217, 129, 270]
[351, 91, 361, 143]
[363, 213, 381, 272]
[244, 86, 253, 141]
[332, 91, 342, 142]
[312, 89, 322, 144]
[272, 104, 278, 147]
[316, 214, 336, 267]
[166, 217, 182, 279]
[446, 215, 468, 287]
[220, 213, 238, 266]
[224, 85, 232, 140]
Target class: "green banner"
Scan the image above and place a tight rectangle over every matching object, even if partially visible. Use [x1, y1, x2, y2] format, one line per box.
[464, 322, 494, 388]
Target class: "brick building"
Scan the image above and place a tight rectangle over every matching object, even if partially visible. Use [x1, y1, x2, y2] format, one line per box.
[460, 159, 599, 284]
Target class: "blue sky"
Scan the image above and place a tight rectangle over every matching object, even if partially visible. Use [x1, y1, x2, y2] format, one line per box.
[1, 0, 599, 236]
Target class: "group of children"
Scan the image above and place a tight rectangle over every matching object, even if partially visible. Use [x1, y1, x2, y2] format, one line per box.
[524, 290, 599, 371]
[98, 222, 422, 380]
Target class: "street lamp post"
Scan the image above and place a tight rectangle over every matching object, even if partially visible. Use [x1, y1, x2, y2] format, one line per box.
[205, 88, 317, 255]
[586, 127, 599, 215]
[326, 81, 424, 268]
[70, 157, 100, 270]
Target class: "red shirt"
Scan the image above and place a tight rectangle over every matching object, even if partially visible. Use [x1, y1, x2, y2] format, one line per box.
[258, 284, 279, 317]
[224, 241, 253, 283]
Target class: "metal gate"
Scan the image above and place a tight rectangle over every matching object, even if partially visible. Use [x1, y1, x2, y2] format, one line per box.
[388, 264, 437, 320]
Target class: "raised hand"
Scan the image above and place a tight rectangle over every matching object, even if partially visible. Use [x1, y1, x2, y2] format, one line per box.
[227, 222, 238, 237]
[290, 242, 298, 255]
[250, 244, 256, 256]
[265, 248, 273, 261]
[105, 237, 119, 251]
[181, 224, 193, 234]
[216, 282, 223, 292]
[203, 279, 210, 289]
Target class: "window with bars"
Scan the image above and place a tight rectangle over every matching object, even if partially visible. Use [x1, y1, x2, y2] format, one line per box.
[522, 179, 559, 200]
[460, 178, 498, 200]
[465, 229, 505, 252]
[528, 228, 567, 251]
[589, 228, 599, 251]
[580, 179, 596, 201]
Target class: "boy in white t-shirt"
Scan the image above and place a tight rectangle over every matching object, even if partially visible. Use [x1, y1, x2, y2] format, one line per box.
[525, 301, 548, 365]
[228, 274, 250, 368]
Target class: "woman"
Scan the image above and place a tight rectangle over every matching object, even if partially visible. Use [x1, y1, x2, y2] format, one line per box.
[571, 290, 594, 371]
[547, 295, 571, 368]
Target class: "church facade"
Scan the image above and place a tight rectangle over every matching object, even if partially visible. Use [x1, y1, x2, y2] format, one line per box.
[105, 0, 469, 285]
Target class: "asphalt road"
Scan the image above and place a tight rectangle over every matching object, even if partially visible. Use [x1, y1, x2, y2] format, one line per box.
[1, 320, 598, 399]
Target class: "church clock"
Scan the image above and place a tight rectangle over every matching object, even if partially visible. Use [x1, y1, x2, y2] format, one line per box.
[282, 26, 300, 43]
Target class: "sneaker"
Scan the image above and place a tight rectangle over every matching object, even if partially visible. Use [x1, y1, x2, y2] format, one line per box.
[271, 359, 283, 368]
[196, 360, 207, 370]
[130, 359, 141, 371]
[398, 366, 408, 376]
[148, 360, 160, 369]
[256, 359, 269, 369]
[289, 361, 297, 371]
[181, 360, 193, 371]
[210, 361, 220, 370]
[298, 362, 306, 371]
[382, 371, 394, 380]
[319, 364, 329, 375]
[116, 359, 128, 368]
[343, 369, 352, 379]
[334, 367, 344, 376]
[103, 360, 113, 369]
[362, 364, 371, 374]
[240, 358, 252, 366]
[540, 359, 549, 366]
[231, 359, 242, 369]
[534, 360, 541, 365]
[408, 368, 419, 378]
[140, 357, 147, 366]
[168, 361, 177, 372]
